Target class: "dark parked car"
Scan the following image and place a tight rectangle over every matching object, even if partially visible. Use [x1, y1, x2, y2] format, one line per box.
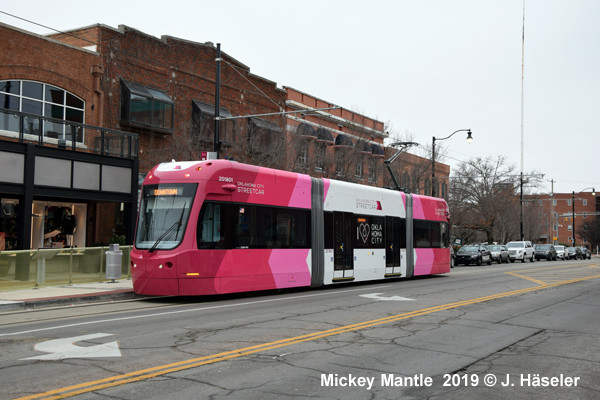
[455, 244, 492, 266]
[579, 247, 591, 259]
[534, 244, 557, 261]
[566, 247, 583, 260]
[488, 244, 510, 264]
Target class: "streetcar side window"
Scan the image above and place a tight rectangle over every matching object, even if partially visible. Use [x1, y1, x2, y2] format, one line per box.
[440, 222, 449, 248]
[198, 202, 229, 249]
[235, 205, 255, 248]
[198, 202, 310, 250]
[413, 220, 449, 248]
[235, 204, 311, 249]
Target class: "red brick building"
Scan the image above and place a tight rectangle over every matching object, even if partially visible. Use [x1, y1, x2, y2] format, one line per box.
[525, 191, 598, 247]
[0, 23, 138, 250]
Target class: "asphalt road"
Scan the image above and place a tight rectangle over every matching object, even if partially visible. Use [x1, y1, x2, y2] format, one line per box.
[1, 258, 599, 400]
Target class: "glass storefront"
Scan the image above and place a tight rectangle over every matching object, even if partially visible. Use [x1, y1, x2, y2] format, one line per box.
[0, 199, 19, 250]
[31, 202, 87, 249]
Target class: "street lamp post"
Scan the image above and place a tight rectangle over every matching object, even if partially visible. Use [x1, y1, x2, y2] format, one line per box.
[432, 129, 473, 197]
[572, 187, 596, 246]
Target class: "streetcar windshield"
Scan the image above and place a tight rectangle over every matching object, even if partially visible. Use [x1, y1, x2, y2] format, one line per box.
[135, 183, 197, 250]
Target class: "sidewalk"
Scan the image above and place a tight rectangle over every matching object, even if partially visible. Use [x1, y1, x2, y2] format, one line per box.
[0, 279, 136, 312]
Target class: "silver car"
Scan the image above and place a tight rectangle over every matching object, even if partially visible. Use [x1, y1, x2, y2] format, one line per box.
[554, 245, 567, 260]
[488, 244, 510, 264]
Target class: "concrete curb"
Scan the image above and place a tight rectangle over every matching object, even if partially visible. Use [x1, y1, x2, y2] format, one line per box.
[0, 290, 137, 312]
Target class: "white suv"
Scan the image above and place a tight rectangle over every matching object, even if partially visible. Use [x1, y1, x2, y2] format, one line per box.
[506, 241, 535, 263]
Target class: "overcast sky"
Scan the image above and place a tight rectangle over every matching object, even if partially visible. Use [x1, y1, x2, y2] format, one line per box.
[2, 0, 598, 195]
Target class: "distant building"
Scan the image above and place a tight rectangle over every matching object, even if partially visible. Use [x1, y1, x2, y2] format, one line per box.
[524, 192, 598, 247]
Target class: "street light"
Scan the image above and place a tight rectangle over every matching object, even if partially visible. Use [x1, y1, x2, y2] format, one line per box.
[431, 129, 472, 197]
[572, 187, 596, 246]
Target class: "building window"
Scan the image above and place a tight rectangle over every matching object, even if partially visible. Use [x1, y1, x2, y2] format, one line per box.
[553, 199, 557, 206]
[424, 179, 431, 196]
[441, 182, 448, 198]
[355, 157, 364, 179]
[297, 147, 308, 167]
[583, 199, 587, 206]
[335, 151, 344, 176]
[568, 224, 572, 231]
[192, 100, 235, 146]
[315, 143, 325, 171]
[0, 80, 85, 142]
[583, 212, 588, 218]
[120, 80, 173, 132]
[247, 117, 282, 153]
[368, 157, 377, 183]
[413, 177, 421, 194]
[567, 199, 572, 206]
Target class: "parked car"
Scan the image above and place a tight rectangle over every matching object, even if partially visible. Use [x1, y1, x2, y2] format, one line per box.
[506, 241, 535, 263]
[554, 245, 567, 260]
[455, 244, 492, 266]
[566, 247, 583, 260]
[579, 247, 591, 259]
[534, 244, 557, 261]
[488, 244, 510, 264]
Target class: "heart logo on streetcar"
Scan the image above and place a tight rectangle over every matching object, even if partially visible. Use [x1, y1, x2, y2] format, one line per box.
[359, 223, 370, 243]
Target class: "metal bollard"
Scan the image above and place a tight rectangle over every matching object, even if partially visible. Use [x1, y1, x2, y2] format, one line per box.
[105, 244, 122, 282]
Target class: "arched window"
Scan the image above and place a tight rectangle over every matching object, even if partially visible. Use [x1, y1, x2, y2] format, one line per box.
[0, 80, 85, 142]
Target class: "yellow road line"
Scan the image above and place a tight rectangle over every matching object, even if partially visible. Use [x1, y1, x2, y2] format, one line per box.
[506, 263, 600, 285]
[15, 271, 600, 400]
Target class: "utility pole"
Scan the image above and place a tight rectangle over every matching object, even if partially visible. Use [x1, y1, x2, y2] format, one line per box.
[214, 43, 221, 159]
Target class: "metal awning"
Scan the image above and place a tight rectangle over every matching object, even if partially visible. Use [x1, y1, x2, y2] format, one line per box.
[297, 123, 317, 139]
[316, 128, 334, 145]
[334, 133, 354, 148]
[249, 117, 282, 132]
[192, 100, 232, 118]
[122, 80, 173, 104]
[371, 144, 385, 157]
[359, 142, 372, 154]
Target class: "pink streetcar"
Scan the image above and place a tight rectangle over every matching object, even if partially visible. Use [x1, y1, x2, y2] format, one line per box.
[130, 160, 451, 296]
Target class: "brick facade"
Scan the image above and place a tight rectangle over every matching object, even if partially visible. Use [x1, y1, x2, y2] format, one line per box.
[50, 24, 287, 173]
[0, 23, 100, 127]
[525, 192, 598, 247]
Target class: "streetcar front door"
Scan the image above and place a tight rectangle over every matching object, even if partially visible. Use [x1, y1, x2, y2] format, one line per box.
[333, 212, 354, 279]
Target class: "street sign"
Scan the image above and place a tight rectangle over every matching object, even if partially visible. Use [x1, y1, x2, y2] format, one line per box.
[201, 151, 217, 161]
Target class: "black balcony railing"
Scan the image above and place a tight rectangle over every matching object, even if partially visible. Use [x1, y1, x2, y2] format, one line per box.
[0, 107, 138, 159]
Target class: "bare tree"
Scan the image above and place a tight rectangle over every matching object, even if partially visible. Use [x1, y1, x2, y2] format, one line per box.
[449, 156, 543, 243]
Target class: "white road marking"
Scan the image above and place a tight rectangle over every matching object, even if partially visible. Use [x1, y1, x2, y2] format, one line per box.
[360, 293, 415, 301]
[20, 333, 121, 360]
